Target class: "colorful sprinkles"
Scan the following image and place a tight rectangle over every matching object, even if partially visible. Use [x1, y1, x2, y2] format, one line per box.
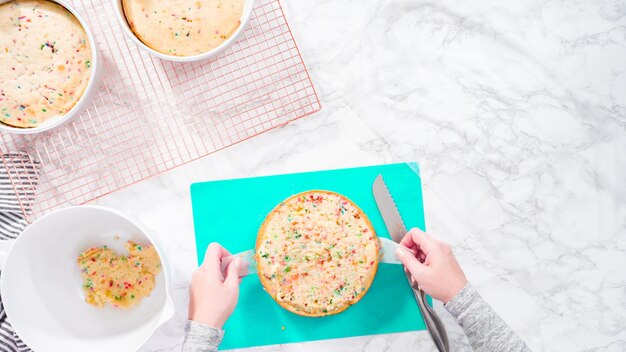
[76, 240, 161, 309]
[256, 191, 379, 317]
[0, 0, 92, 128]
[122, 0, 244, 56]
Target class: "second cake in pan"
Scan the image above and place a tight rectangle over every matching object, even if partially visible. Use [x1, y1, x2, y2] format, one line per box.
[122, 0, 244, 57]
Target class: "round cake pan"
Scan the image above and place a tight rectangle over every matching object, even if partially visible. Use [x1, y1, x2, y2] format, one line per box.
[112, 0, 255, 62]
[0, 0, 102, 135]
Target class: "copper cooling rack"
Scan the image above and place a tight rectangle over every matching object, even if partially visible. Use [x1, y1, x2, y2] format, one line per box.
[0, 0, 321, 221]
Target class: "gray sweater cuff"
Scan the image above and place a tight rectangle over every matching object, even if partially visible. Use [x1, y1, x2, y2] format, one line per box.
[444, 281, 479, 320]
[182, 320, 224, 352]
[444, 282, 531, 352]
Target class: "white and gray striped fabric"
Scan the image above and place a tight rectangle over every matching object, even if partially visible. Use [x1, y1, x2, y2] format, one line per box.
[0, 306, 29, 352]
[0, 153, 39, 352]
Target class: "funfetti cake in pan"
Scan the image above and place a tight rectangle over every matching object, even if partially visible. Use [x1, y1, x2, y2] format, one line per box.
[0, 0, 93, 128]
[122, 0, 244, 56]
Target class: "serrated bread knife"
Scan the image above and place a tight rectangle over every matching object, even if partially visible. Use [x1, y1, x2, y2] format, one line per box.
[372, 174, 450, 352]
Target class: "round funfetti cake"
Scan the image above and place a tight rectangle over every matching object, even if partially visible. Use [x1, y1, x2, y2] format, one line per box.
[0, 0, 92, 128]
[256, 191, 379, 317]
[122, 0, 244, 56]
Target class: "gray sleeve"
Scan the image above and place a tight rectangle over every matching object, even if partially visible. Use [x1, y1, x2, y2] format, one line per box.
[182, 320, 224, 352]
[444, 282, 531, 352]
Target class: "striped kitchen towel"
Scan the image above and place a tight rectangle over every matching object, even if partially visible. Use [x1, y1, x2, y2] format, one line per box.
[0, 153, 40, 352]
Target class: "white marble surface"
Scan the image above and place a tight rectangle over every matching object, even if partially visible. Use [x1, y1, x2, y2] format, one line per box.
[91, 0, 626, 351]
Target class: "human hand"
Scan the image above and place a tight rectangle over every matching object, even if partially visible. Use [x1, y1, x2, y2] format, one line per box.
[188, 243, 241, 328]
[396, 228, 467, 303]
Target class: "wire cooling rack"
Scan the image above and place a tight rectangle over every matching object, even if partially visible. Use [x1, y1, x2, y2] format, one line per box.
[0, 0, 321, 221]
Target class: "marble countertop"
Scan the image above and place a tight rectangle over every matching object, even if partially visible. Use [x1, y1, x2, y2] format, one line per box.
[92, 0, 626, 351]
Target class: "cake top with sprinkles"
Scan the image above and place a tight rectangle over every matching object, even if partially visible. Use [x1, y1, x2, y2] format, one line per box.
[122, 0, 244, 56]
[256, 190, 379, 317]
[0, 0, 92, 128]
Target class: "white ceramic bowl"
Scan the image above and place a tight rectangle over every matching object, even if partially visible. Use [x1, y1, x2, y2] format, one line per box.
[0, 0, 101, 135]
[113, 0, 255, 62]
[0, 206, 174, 352]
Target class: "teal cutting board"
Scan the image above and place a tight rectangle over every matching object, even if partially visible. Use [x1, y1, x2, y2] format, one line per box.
[190, 162, 427, 350]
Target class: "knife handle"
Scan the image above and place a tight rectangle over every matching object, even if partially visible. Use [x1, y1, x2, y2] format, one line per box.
[417, 288, 449, 351]
[422, 292, 449, 350]
[404, 269, 450, 352]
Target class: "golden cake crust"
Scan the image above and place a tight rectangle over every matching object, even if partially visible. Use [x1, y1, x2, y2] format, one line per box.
[256, 190, 379, 317]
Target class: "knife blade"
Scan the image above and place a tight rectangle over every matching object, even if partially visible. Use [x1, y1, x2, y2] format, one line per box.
[372, 174, 450, 352]
[372, 175, 407, 243]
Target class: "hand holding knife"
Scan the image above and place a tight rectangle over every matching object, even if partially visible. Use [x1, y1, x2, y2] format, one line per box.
[372, 175, 450, 352]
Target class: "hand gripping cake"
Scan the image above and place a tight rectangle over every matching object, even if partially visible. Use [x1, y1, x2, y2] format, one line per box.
[256, 191, 379, 317]
[122, 0, 244, 56]
[0, 0, 92, 128]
